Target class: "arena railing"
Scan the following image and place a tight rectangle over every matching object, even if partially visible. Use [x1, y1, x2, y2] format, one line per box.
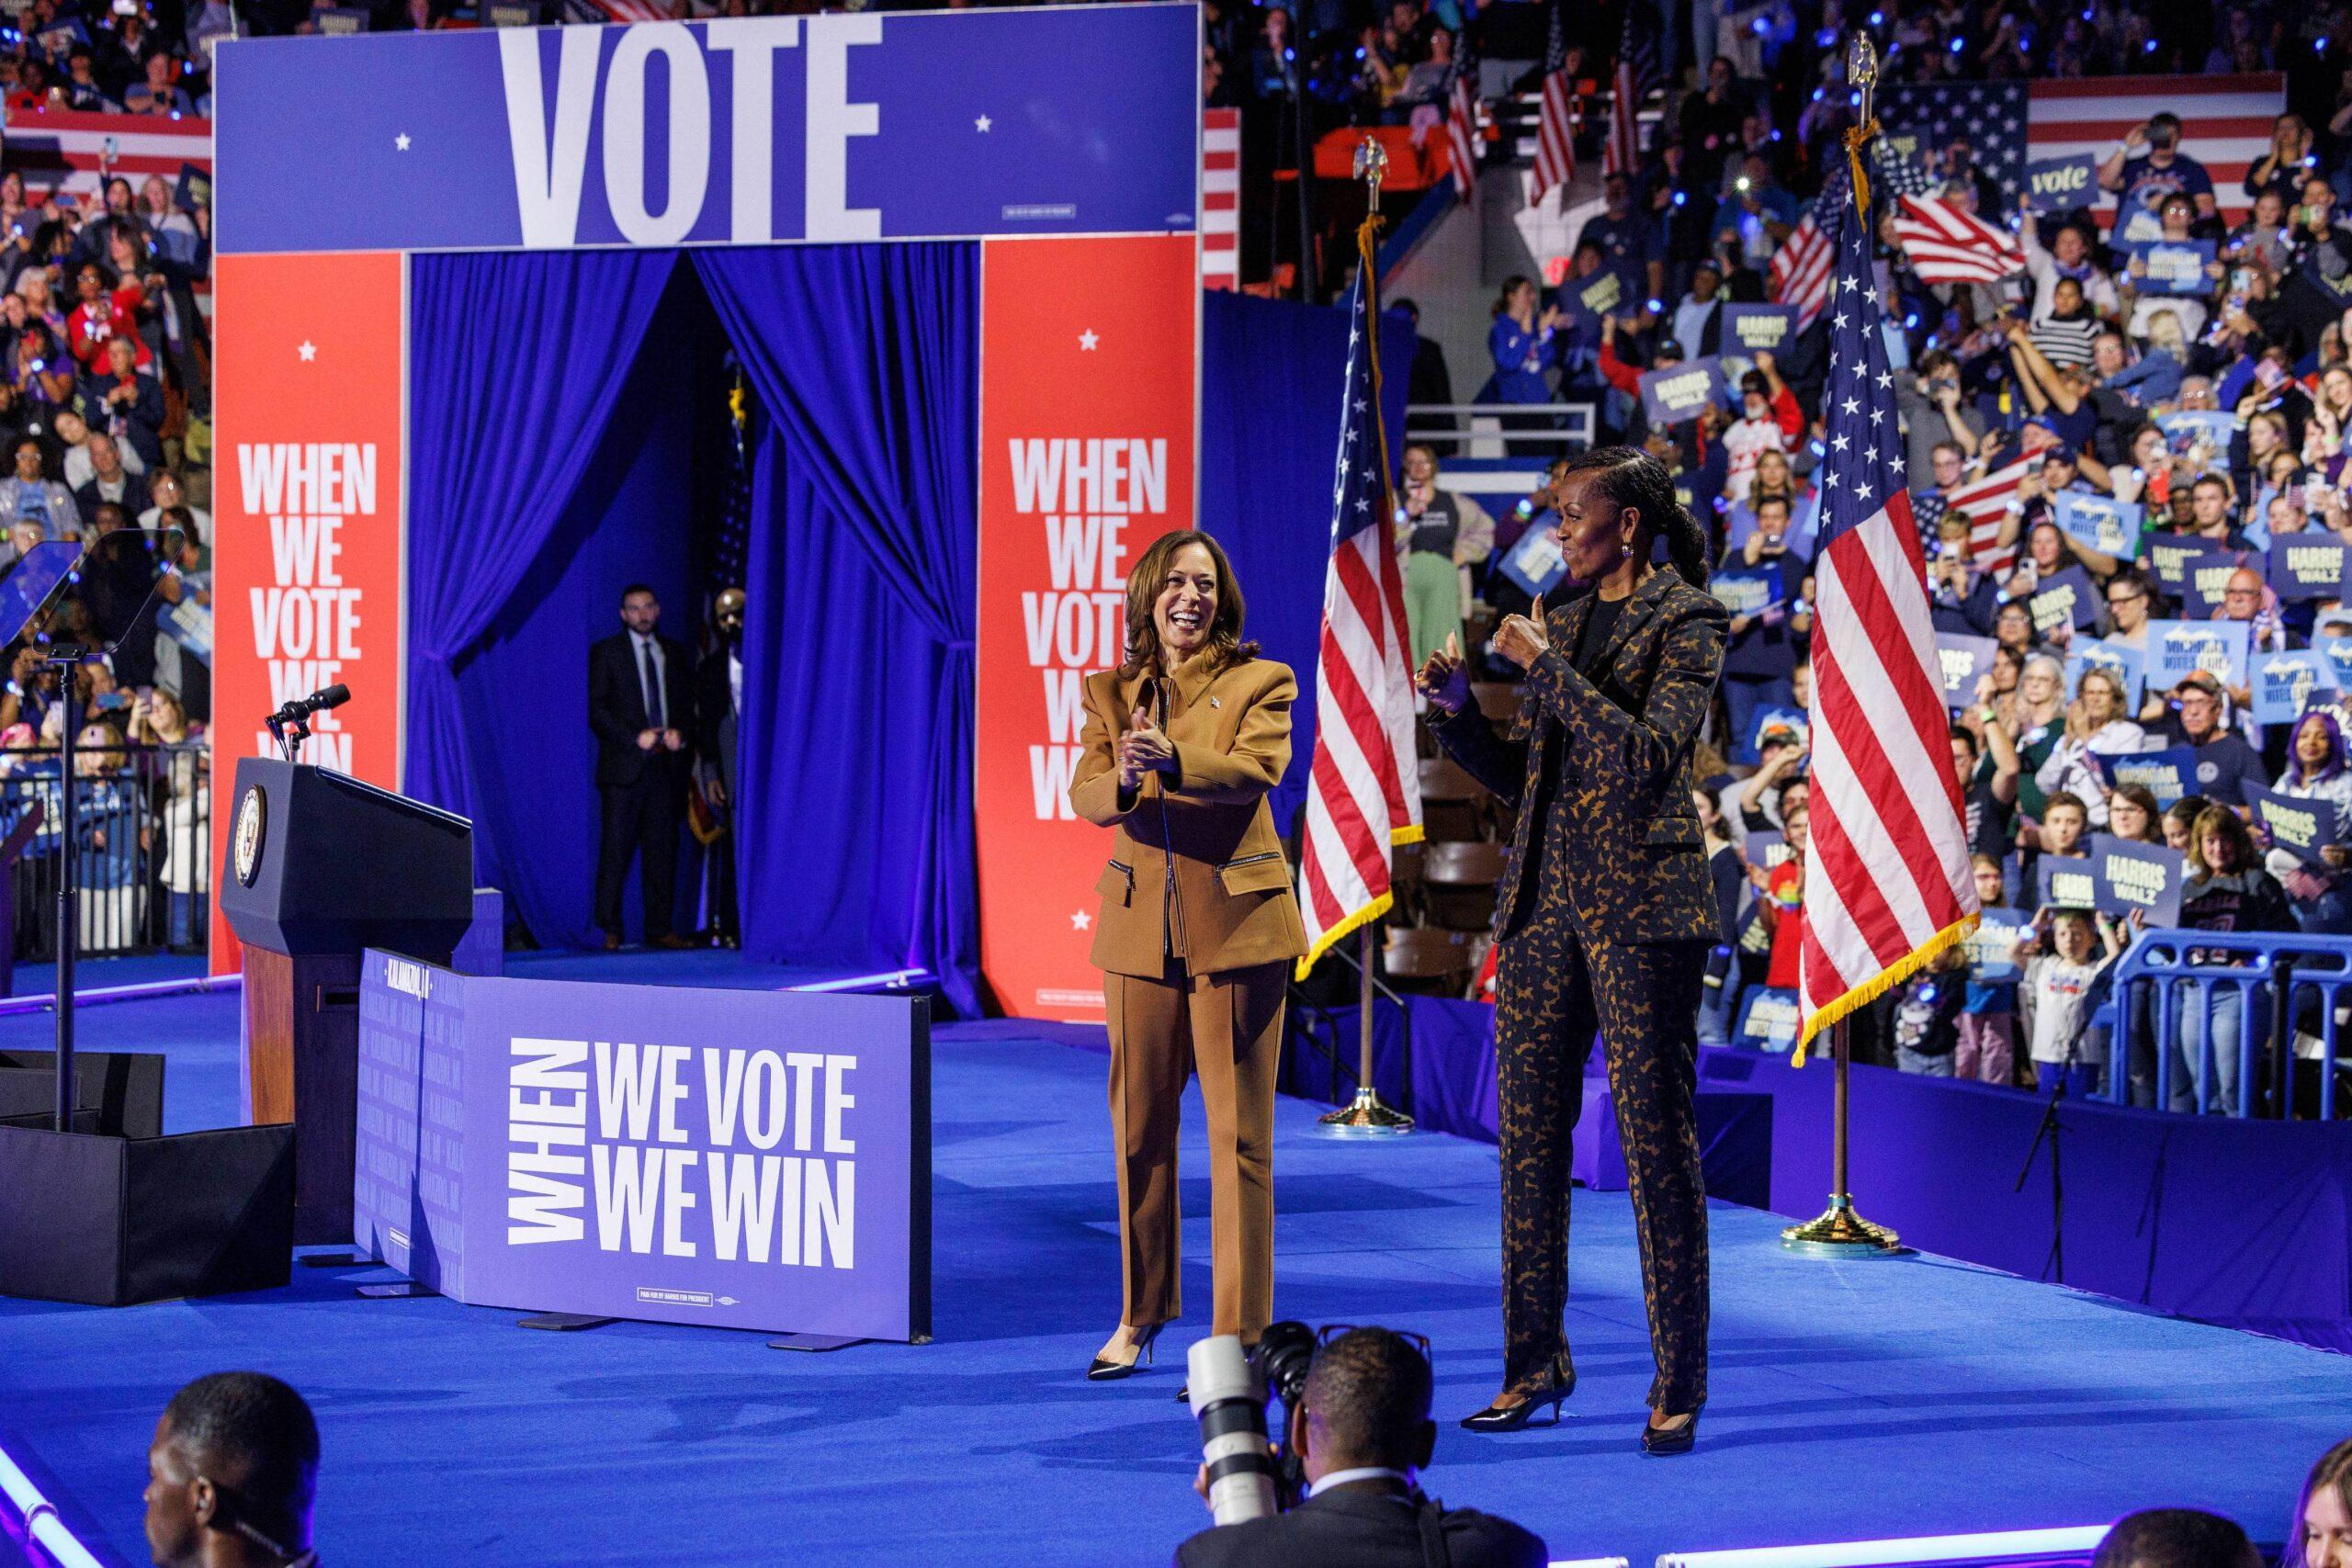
[1405, 401, 1597, 458]
[0, 741, 210, 966]
[2108, 929, 2352, 1119]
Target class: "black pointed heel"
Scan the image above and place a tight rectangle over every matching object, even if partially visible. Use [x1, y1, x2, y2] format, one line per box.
[1459, 1355, 1576, 1433]
[1087, 1323, 1164, 1382]
[1640, 1410, 1700, 1456]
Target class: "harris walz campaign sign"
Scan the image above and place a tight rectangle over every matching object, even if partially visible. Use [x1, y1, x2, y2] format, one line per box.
[354, 953, 931, 1339]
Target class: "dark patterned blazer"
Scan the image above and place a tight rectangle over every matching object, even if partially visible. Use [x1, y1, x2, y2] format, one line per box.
[1434, 566, 1728, 947]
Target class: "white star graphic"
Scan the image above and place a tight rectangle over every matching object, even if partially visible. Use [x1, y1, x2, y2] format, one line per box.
[1877, 371, 1894, 389]
[394, 133, 411, 152]
[1855, 480, 1874, 501]
[1824, 471, 1840, 489]
[1833, 312, 1849, 329]
[1355, 496, 1372, 512]
[1840, 275, 1860, 291]
[1841, 396, 1860, 414]
[1078, 329, 1099, 351]
[1831, 434, 1850, 451]
[297, 341, 317, 363]
[1070, 909, 1091, 931]
[1863, 287, 1878, 303]
[976, 114, 992, 133]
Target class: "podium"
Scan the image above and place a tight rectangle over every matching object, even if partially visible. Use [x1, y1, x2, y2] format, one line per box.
[220, 758, 473, 1243]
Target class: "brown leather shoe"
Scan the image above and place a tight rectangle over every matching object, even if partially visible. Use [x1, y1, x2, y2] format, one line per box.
[603, 932, 622, 952]
[652, 933, 693, 951]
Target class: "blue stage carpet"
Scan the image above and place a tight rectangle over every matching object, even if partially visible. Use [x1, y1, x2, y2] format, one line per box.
[1, 997, 2345, 1566]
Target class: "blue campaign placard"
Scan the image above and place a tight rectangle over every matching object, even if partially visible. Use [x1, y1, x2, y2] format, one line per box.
[2153, 410, 2240, 465]
[1558, 267, 1627, 332]
[2251, 649, 2339, 726]
[1722, 304, 1800, 361]
[2146, 619, 2252, 689]
[1713, 564, 1782, 622]
[2029, 563, 2100, 634]
[2321, 630, 2352, 689]
[1640, 355, 1728, 425]
[2034, 854, 2104, 914]
[1498, 523, 1569, 598]
[1735, 987, 1802, 1054]
[2268, 536, 2352, 602]
[1963, 907, 2030, 984]
[2051, 492, 2141, 558]
[213, 7, 1202, 254]
[2091, 834, 2187, 925]
[2245, 784, 2342, 865]
[2098, 745, 2199, 807]
[2143, 538, 2235, 601]
[1745, 828, 1793, 872]
[2067, 639, 2144, 709]
[1935, 632, 1999, 708]
[2022, 153, 2098, 213]
[2126, 239, 2217, 297]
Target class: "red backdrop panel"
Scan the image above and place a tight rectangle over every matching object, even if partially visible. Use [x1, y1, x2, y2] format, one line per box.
[974, 234, 1197, 1019]
[209, 251, 408, 975]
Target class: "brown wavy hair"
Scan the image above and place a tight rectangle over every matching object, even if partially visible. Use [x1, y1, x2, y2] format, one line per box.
[1119, 529, 1259, 678]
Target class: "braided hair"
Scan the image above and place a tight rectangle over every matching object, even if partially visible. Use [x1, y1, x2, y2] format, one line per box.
[1557, 446, 1712, 589]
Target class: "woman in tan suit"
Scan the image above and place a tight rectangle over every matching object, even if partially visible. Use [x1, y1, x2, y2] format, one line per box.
[1068, 528, 1306, 1380]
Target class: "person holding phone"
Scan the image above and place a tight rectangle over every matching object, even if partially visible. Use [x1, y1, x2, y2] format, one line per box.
[1396, 442, 1491, 670]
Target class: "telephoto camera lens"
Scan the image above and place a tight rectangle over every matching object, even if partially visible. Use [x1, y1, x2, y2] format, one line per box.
[1187, 1336, 1277, 1526]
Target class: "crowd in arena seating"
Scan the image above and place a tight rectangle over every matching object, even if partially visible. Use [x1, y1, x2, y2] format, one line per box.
[1371, 9, 2352, 1117]
[0, 0, 215, 962]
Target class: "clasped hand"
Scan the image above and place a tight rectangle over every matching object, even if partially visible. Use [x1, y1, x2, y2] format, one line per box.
[1116, 709, 1176, 791]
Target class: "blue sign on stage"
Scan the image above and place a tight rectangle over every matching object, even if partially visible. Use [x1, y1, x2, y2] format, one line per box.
[214, 7, 1202, 254]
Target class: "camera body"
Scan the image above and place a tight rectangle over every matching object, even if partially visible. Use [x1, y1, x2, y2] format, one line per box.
[1187, 1321, 1320, 1527]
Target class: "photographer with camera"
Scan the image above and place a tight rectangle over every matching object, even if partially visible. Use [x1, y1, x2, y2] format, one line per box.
[1175, 1326, 1545, 1568]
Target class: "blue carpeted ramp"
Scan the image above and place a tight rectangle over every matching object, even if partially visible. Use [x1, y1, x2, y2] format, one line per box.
[0, 997, 2346, 1566]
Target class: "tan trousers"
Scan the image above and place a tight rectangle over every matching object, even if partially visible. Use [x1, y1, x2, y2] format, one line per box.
[1104, 960, 1286, 1338]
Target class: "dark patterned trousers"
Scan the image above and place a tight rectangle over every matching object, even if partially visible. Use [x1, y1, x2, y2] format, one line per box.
[1494, 906, 1710, 1414]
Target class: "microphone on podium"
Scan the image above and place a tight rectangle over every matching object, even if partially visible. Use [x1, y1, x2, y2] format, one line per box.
[270, 683, 351, 725]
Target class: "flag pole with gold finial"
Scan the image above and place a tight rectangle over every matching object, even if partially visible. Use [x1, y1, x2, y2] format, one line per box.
[1780, 30, 1905, 1258]
[1321, 133, 1416, 1137]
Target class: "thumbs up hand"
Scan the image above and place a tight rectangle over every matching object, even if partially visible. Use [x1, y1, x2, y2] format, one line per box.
[1494, 593, 1552, 671]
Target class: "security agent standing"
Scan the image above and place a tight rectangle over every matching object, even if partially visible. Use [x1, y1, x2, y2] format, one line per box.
[695, 586, 745, 948]
[589, 582, 694, 950]
[1173, 1327, 1546, 1568]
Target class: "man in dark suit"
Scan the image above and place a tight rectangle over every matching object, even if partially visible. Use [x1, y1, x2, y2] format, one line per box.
[695, 586, 744, 948]
[589, 583, 693, 950]
[1174, 1328, 1545, 1568]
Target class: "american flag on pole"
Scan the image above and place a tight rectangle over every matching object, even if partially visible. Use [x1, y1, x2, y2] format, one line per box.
[1889, 194, 2027, 285]
[1792, 141, 1979, 1057]
[1878, 75, 2282, 229]
[1295, 249, 1424, 974]
[1529, 0, 1577, 208]
[1600, 6, 1651, 179]
[1767, 150, 1849, 332]
[1447, 74, 1480, 204]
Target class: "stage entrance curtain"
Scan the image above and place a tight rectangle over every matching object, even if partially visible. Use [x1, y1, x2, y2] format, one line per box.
[691, 245, 984, 1017]
[403, 249, 680, 933]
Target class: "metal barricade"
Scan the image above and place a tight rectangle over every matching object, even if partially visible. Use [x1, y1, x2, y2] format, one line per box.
[2109, 930, 2352, 1119]
[0, 742, 210, 964]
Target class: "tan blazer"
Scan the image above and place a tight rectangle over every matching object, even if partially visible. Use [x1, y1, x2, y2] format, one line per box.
[1069, 652, 1309, 979]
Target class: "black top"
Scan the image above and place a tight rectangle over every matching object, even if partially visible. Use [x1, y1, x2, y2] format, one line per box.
[1572, 591, 1628, 675]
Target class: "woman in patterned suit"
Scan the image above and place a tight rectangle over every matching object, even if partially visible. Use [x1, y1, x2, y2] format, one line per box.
[1418, 447, 1726, 1455]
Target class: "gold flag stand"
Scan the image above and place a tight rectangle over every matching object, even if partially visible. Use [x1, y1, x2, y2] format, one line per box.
[1779, 34, 1908, 1258]
[1320, 134, 1414, 1139]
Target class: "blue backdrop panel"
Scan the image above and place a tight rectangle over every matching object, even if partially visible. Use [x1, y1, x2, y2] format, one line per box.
[214, 7, 1201, 255]
[1201, 290, 1416, 840]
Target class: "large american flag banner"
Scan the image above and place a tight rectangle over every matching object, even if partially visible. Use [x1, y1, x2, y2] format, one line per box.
[1889, 194, 2027, 285]
[1447, 75, 1480, 204]
[1879, 74, 2283, 229]
[1529, 0, 1577, 208]
[1767, 150, 1849, 331]
[1947, 456, 2034, 579]
[1295, 249, 1423, 974]
[1, 107, 210, 204]
[1204, 107, 1242, 288]
[1793, 144, 1979, 1057]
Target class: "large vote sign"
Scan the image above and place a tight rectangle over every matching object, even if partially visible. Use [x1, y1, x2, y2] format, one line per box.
[214, 8, 1201, 253]
[353, 952, 932, 1338]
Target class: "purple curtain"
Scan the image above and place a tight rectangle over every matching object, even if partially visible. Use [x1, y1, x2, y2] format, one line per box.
[402, 249, 679, 848]
[691, 245, 983, 1015]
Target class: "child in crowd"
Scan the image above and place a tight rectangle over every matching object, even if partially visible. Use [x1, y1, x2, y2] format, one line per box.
[1889, 944, 1966, 1076]
[2017, 908, 2123, 1096]
[1958, 853, 2019, 1085]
